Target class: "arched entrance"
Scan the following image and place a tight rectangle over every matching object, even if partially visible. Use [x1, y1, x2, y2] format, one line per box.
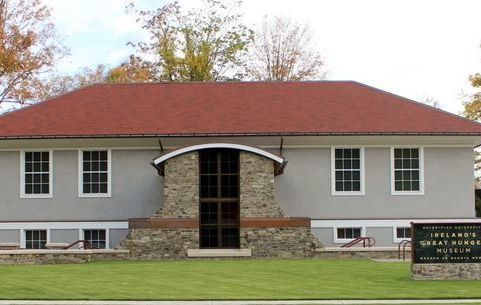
[153, 143, 286, 249]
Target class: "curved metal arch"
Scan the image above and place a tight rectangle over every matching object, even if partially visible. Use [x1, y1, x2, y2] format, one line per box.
[153, 143, 284, 166]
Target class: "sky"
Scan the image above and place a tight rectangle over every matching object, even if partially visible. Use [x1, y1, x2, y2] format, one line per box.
[43, 0, 481, 115]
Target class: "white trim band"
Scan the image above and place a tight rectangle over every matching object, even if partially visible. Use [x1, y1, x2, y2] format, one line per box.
[153, 143, 284, 165]
[311, 218, 481, 228]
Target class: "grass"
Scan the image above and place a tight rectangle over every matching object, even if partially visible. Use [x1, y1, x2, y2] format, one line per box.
[0, 259, 481, 300]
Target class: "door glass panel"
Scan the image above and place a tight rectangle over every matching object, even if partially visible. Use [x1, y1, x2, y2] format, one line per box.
[199, 149, 240, 249]
[221, 202, 239, 226]
[200, 202, 218, 225]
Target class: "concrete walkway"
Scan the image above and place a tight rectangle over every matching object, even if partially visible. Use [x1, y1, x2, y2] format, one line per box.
[0, 300, 480, 305]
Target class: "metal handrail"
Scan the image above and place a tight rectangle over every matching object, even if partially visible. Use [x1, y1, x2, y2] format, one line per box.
[341, 236, 376, 248]
[64, 240, 96, 250]
[397, 239, 412, 261]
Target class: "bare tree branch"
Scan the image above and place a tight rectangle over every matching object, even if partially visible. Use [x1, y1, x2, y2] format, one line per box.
[247, 16, 326, 81]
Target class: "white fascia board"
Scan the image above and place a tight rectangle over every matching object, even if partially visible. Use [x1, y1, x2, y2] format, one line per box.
[0, 221, 128, 230]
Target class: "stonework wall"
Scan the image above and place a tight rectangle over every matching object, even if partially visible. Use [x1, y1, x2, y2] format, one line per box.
[121, 229, 199, 259]
[241, 227, 320, 258]
[156, 152, 199, 218]
[240, 152, 284, 218]
[315, 250, 408, 260]
[412, 263, 481, 280]
[0, 250, 130, 265]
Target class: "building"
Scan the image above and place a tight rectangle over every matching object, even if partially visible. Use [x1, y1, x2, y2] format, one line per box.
[0, 81, 479, 258]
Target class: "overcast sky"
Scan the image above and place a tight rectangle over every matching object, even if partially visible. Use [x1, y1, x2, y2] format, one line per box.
[43, 0, 481, 115]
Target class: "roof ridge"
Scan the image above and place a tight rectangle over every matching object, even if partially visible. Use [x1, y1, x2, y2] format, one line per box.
[94, 80, 357, 86]
[351, 81, 481, 128]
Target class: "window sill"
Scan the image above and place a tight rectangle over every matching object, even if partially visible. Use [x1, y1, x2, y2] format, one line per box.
[78, 193, 112, 198]
[391, 191, 424, 196]
[331, 191, 365, 196]
[334, 238, 361, 244]
[20, 194, 53, 199]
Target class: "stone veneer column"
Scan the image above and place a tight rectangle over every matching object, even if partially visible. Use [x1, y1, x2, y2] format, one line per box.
[121, 152, 199, 259]
[239, 151, 321, 257]
[239, 152, 284, 218]
[155, 152, 199, 218]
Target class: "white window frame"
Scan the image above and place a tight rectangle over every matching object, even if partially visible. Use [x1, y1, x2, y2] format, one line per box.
[393, 226, 412, 243]
[20, 228, 51, 249]
[78, 149, 112, 198]
[20, 150, 53, 199]
[390, 146, 425, 195]
[331, 147, 365, 196]
[80, 228, 110, 249]
[333, 226, 366, 244]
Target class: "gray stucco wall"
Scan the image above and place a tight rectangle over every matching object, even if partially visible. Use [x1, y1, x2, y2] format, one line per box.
[0, 230, 19, 243]
[110, 229, 129, 248]
[50, 229, 78, 244]
[276, 147, 475, 219]
[311, 228, 334, 246]
[0, 149, 162, 221]
[366, 227, 397, 247]
[0, 146, 475, 222]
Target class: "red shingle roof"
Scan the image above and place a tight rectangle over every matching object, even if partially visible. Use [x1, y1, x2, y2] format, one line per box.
[1, 81, 481, 139]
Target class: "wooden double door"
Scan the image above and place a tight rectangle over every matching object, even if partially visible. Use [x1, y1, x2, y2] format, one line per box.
[199, 149, 240, 249]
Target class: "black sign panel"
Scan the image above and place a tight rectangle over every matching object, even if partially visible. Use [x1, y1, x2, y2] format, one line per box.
[412, 222, 481, 264]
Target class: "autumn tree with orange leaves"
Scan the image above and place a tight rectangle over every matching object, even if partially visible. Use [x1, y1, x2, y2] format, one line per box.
[0, 0, 67, 105]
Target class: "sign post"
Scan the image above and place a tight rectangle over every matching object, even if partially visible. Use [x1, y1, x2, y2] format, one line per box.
[411, 222, 481, 280]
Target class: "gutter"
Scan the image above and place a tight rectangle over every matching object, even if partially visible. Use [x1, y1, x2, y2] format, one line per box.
[2, 131, 481, 140]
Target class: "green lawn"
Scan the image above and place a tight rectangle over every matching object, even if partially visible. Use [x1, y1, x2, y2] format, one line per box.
[0, 259, 481, 300]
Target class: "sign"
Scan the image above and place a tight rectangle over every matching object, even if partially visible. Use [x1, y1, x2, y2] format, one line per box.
[412, 222, 481, 264]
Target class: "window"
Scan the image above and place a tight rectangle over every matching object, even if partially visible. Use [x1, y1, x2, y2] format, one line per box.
[20, 151, 52, 198]
[331, 148, 364, 195]
[393, 226, 412, 242]
[83, 229, 107, 249]
[335, 227, 362, 242]
[396, 227, 411, 239]
[79, 150, 111, 197]
[25, 230, 47, 249]
[391, 147, 424, 195]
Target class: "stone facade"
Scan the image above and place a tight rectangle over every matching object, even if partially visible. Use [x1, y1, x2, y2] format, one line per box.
[315, 249, 409, 259]
[412, 263, 481, 280]
[0, 250, 130, 265]
[122, 229, 198, 259]
[240, 152, 284, 218]
[155, 152, 199, 218]
[241, 227, 320, 258]
[121, 149, 322, 259]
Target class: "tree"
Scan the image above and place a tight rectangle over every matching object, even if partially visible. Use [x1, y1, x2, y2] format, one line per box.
[422, 97, 440, 109]
[247, 16, 325, 81]
[462, 53, 481, 217]
[36, 65, 108, 101]
[107, 55, 152, 83]
[128, 0, 253, 81]
[463, 73, 481, 120]
[0, 0, 67, 106]
[38, 57, 153, 100]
